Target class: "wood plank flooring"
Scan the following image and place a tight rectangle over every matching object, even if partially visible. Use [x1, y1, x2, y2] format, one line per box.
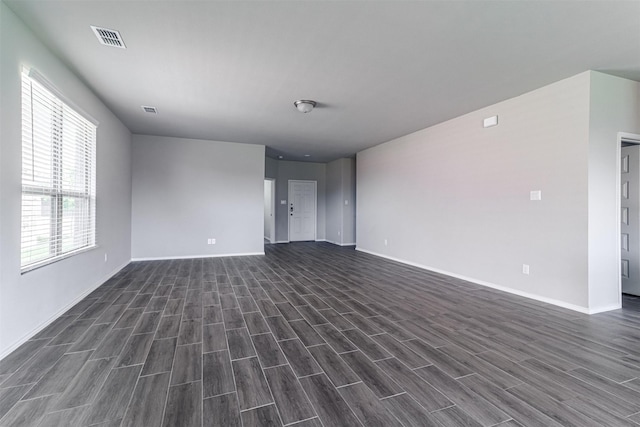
[2, 242, 640, 426]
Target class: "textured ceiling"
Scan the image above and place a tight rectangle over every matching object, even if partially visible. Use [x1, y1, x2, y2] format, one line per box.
[5, 0, 640, 162]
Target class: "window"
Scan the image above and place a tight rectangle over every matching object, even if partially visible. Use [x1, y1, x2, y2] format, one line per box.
[21, 68, 97, 271]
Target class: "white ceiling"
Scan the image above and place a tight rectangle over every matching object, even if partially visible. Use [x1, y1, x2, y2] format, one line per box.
[5, 1, 640, 162]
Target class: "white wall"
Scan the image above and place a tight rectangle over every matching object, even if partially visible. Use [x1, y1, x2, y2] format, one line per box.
[326, 158, 356, 245]
[0, 3, 132, 357]
[357, 72, 594, 312]
[587, 72, 640, 310]
[273, 161, 327, 243]
[131, 135, 264, 259]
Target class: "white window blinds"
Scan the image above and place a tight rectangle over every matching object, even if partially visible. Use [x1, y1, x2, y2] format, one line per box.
[21, 68, 97, 271]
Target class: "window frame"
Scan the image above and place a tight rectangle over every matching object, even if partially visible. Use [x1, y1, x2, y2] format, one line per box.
[20, 67, 98, 273]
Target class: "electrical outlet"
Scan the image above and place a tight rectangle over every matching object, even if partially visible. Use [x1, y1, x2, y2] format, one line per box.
[384, 239, 388, 246]
[338, 231, 341, 236]
[522, 264, 530, 275]
[211, 238, 216, 245]
[104, 253, 108, 262]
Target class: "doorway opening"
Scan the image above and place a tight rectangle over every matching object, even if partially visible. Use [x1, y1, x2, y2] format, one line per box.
[264, 179, 275, 244]
[619, 133, 640, 298]
[288, 180, 317, 242]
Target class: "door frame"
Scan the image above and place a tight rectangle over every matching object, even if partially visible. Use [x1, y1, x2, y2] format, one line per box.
[618, 132, 640, 298]
[264, 178, 276, 243]
[287, 179, 317, 242]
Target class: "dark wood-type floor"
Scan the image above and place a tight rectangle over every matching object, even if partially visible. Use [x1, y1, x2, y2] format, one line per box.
[2, 242, 640, 427]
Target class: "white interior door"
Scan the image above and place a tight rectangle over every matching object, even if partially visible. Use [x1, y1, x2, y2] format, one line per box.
[622, 144, 640, 296]
[289, 180, 316, 242]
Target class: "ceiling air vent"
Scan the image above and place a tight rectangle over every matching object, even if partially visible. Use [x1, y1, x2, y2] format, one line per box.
[91, 26, 126, 49]
[141, 106, 157, 114]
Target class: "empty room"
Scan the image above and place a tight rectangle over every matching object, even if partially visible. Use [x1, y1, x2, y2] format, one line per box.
[2, 1, 640, 426]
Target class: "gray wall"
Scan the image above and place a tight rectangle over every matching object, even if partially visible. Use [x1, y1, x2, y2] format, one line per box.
[326, 158, 356, 245]
[357, 71, 640, 313]
[0, 3, 133, 356]
[326, 160, 342, 243]
[131, 135, 265, 259]
[272, 160, 327, 243]
[342, 158, 356, 244]
[264, 180, 274, 241]
[265, 156, 278, 180]
[358, 72, 593, 312]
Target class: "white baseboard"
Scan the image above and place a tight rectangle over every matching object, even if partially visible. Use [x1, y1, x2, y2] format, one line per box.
[355, 247, 615, 315]
[0, 259, 130, 360]
[131, 252, 265, 261]
[315, 239, 326, 242]
[275, 241, 289, 244]
[325, 240, 357, 247]
[588, 303, 622, 314]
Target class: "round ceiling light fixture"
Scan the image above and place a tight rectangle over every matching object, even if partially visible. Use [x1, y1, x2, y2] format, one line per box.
[294, 100, 316, 113]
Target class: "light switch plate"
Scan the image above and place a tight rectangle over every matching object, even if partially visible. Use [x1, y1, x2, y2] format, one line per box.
[280, 200, 286, 205]
[530, 190, 542, 201]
